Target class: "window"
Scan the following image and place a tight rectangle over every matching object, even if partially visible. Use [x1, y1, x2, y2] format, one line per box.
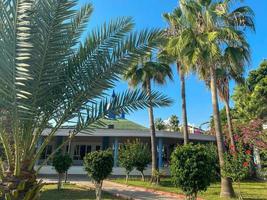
[96, 145, 101, 151]
[40, 145, 52, 160]
[73, 145, 92, 160]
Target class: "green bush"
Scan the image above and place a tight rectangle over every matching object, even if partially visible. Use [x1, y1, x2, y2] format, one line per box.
[222, 142, 251, 198]
[118, 140, 136, 182]
[83, 150, 113, 200]
[52, 151, 72, 190]
[132, 140, 151, 181]
[170, 144, 215, 200]
[119, 140, 151, 182]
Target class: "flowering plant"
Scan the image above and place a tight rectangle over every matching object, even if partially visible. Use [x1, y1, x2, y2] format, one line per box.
[222, 142, 252, 198]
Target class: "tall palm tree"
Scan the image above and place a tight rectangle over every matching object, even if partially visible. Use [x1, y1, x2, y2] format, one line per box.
[0, 1, 172, 198]
[177, 0, 254, 197]
[124, 56, 173, 182]
[216, 66, 246, 150]
[162, 8, 190, 144]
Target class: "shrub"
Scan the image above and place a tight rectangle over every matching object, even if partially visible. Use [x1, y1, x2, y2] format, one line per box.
[170, 144, 215, 200]
[119, 139, 151, 182]
[52, 151, 72, 190]
[118, 140, 136, 182]
[83, 150, 113, 200]
[132, 140, 151, 181]
[222, 142, 251, 198]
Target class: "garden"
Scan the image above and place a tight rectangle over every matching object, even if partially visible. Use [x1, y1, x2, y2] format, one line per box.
[0, 0, 266, 200]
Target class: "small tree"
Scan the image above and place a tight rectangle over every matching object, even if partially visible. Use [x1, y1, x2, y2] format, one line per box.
[169, 115, 179, 131]
[84, 150, 113, 200]
[133, 140, 151, 181]
[170, 144, 215, 200]
[222, 142, 251, 199]
[118, 141, 135, 183]
[52, 151, 72, 190]
[155, 118, 166, 130]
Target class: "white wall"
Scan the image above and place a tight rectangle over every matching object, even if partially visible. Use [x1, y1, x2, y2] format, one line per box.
[36, 165, 170, 176]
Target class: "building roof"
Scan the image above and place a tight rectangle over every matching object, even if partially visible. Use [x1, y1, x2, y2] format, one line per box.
[100, 119, 148, 131]
[42, 128, 216, 142]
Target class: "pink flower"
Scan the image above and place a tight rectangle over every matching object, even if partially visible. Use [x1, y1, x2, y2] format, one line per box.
[243, 162, 249, 167]
[234, 135, 239, 141]
[245, 150, 251, 155]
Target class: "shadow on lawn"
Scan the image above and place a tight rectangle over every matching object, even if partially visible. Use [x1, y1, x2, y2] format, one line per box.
[40, 188, 96, 200]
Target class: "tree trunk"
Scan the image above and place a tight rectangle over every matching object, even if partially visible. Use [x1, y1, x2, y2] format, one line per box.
[210, 67, 235, 198]
[224, 99, 235, 150]
[95, 181, 103, 200]
[177, 62, 189, 145]
[58, 173, 63, 190]
[125, 172, 129, 184]
[0, 168, 42, 200]
[141, 171, 145, 181]
[65, 134, 72, 183]
[146, 80, 158, 183]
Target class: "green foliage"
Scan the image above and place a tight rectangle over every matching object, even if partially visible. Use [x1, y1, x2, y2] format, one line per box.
[155, 118, 166, 130]
[132, 140, 151, 179]
[119, 140, 151, 181]
[118, 141, 136, 179]
[222, 144, 251, 183]
[83, 150, 113, 184]
[52, 151, 72, 174]
[170, 144, 215, 199]
[233, 60, 267, 121]
[222, 142, 252, 198]
[169, 115, 179, 131]
[0, 0, 172, 198]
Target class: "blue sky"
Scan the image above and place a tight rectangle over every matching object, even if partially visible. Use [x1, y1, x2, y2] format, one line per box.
[81, 0, 267, 128]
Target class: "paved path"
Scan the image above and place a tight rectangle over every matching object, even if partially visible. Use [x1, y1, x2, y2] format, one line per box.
[41, 177, 200, 200]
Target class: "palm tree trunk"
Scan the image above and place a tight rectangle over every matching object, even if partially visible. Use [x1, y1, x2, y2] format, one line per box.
[146, 79, 158, 182]
[224, 99, 235, 150]
[177, 62, 189, 145]
[210, 67, 235, 198]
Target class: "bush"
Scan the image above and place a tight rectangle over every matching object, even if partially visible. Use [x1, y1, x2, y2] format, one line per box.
[83, 150, 113, 200]
[52, 151, 72, 190]
[222, 142, 251, 198]
[118, 140, 136, 182]
[170, 144, 215, 200]
[132, 140, 151, 181]
[119, 140, 151, 182]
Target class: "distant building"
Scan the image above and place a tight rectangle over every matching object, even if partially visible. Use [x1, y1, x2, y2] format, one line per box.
[36, 93, 215, 176]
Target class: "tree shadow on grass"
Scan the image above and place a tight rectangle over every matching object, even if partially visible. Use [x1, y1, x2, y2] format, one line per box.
[40, 184, 117, 200]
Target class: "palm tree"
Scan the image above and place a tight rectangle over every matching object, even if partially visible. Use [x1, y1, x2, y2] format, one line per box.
[0, 1, 172, 198]
[162, 8, 190, 144]
[177, 0, 254, 197]
[124, 56, 173, 183]
[216, 66, 246, 150]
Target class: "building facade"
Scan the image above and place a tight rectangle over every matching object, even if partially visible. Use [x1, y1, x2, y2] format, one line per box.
[36, 118, 216, 176]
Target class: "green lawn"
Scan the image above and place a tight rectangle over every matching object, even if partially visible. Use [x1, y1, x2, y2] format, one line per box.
[111, 178, 267, 200]
[40, 184, 120, 200]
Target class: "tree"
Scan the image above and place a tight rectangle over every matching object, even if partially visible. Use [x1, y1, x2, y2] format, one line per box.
[0, 1, 172, 198]
[222, 142, 251, 199]
[170, 144, 215, 200]
[213, 66, 246, 151]
[84, 150, 113, 200]
[118, 141, 136, 183]
[169, 115, 180, 132]
[52, 151, 72, 190]
[124, 55, 173, 183]
[162, 8, 190, 144]
[155, 118, 166, 130]
[233, 60, 267, 121]
[132, 141, 151, 181]
[177, 0, 254, 197]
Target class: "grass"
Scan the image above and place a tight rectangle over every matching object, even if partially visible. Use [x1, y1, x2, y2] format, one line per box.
[111, 178, 267, 200]
[40, 183, 120, 200]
